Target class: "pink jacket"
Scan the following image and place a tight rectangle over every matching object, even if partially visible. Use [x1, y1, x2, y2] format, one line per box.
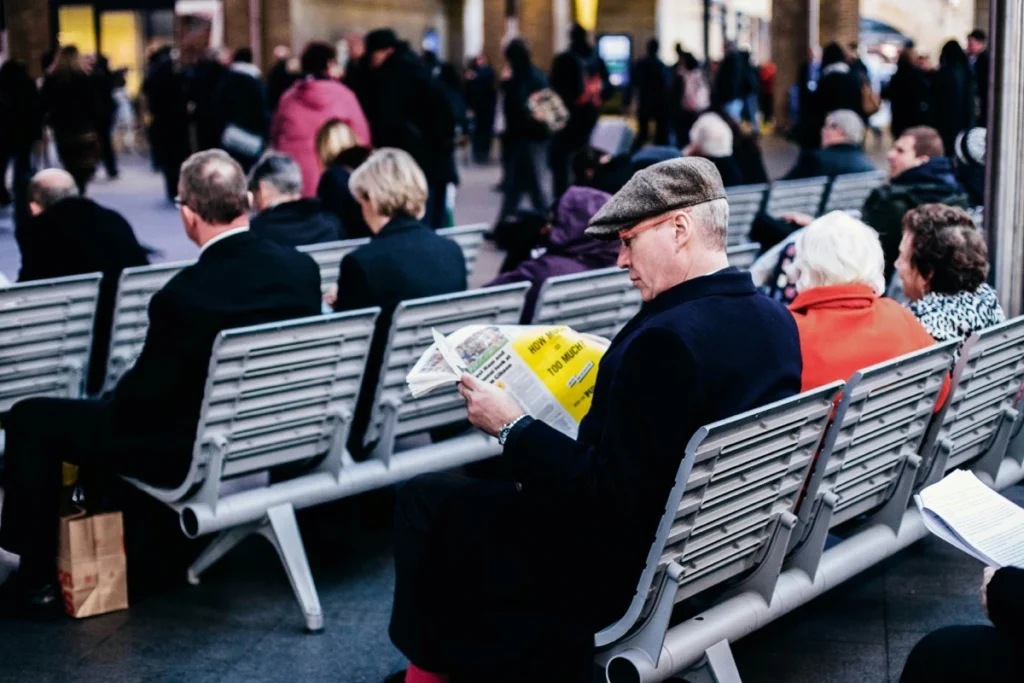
[270, 78, 371, 197]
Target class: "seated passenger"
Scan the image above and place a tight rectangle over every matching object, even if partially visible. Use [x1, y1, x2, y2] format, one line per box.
[384, 158, 802, 683]
[684, 111, 744, 187]
[0, 151, 322, 616]
[789, 211, 943, 392]
[900, 566, 1023, 683]
[896, 204, 1005, 341]
[249, 152, 342, 248]
[315, 118, 373, 239]
[782, 109, 877, 180]
[488, 186, 614, 321]
[18, 168, 151, 394]
[330, 148, 466, 455]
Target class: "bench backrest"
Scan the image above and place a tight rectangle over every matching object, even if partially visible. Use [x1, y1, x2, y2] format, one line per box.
[726, 242, 760, 270]
[765, 176, 830, 218]
[176, 309, 380, 504]
[726, 183, 769, 246]
[363, 283, 530, 446]
[103, 260, 190, 394]
[0, 274, 102, 412]
[809, 341, 958, 527]
[530, 267, 641, 339]
[922, 317, 1024, 474]
[595, 383, 842, 646]
[590, 118, 635, 155]
[822, 170, 886, 214]
[299, 224, 489, 292]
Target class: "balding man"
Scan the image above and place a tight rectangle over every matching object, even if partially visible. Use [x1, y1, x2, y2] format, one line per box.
[384, 158, 803, 683]
[18, 168, 150, 393]
[0, 151, 322, 616]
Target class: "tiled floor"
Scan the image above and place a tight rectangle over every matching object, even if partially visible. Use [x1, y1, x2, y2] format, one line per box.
[4, 132, 1003, 683]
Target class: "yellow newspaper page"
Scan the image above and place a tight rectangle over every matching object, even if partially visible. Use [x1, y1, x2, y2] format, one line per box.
[508, 326, 605, 423]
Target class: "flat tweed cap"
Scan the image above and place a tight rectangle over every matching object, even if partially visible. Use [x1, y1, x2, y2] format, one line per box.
[585, 157, 726, 240]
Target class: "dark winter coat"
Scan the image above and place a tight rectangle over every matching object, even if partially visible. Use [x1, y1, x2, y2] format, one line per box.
[884, 62, 931, 139]
[18, 197, 151, 395]
[209, 62, 271, 168]
[503, 47, 549, 142]
[316, 163, 373, 240]
[407, 268, 803, 682]
[250, 198, 342, 248]
[861, 157, 970, 282]
[489, 186, 615, 321]
[931, 62, 976, 156]
[783, 143, 878, 180]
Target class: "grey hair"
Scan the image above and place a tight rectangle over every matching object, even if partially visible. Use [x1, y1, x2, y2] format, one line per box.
[179, 149, 249, 225]
[28, 169, 79, 211]
[825, 109, 866, 146]
[687, 197, 730, 250]
[248, 152, 303, 196]
[794, 211, 886, 294]
[689, 113, 733, 157]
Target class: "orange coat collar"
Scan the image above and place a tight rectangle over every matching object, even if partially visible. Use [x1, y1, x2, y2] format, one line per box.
[789, 283, 878, 313]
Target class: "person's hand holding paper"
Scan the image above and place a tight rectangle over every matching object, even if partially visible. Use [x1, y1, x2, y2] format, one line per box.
[458, 374, 525, 437]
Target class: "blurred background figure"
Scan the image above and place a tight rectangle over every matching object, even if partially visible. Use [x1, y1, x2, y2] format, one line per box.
[0, 59, 42, 231]
[498, 38, 550, 220]
[267, 45, 300, 113]
[883, 47, 931, 140]
[91, 54, 121, 180]
[966, 29, 990, 124]
[41, 46, 100, 195]
[931, 40, 976, 157]
[628, 38, 670, 150]
[465, 54, 497, 164]
[316, 118, 373, 239]
[209, 48, 270, 172]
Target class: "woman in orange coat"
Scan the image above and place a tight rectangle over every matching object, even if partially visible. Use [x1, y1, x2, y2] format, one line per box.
[788, 211, 943, 393]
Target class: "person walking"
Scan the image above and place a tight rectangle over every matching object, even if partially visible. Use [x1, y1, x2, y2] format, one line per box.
[628, 38, 671, 150]
[142, 46, 190, 202]
[966, 29, 989, 124]
[498, 39, 550, 220]
[0, 60, 43, 233]
[40, 46, 101, 195]
[883, 47, 931, 139]
[270, 42, 371, 198]
[931, 40, 976, 157]
[802, 43, 863, 149]
[465, 54, 498, 164]
[91, 54, 120, 179]
[209, 48, 270, 172]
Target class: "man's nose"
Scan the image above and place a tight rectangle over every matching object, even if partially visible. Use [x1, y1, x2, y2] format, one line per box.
[617, 244, 629, 269]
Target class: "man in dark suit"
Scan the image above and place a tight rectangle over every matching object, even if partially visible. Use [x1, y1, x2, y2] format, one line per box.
[329, 148, 467, 456]
[967, 29, 989, 124]
[782, 109, 877, 180]
[249, 151, 341, 248]
[384, 158, 803, 683]
[0, 150, 322, 615]
[18, 169, 151, 394]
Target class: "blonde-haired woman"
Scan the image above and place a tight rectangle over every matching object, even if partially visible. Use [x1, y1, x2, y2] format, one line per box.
[788, 211, 942, 392]
[330, 148, 467, 456]
[315, 118, 372, 238]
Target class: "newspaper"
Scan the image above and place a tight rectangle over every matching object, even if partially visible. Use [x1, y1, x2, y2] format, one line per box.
[407, 325, 610, 439]
[914, 469, 1024, 568]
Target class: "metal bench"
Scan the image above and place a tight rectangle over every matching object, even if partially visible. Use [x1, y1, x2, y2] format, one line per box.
[788, 341, 958, 580]
[765, 176, 830, 218]
[125, 309, 380, 633]
[102, 261, 190, 394]
[822, 170, 886, 215]
[531, 268, 640, 339]
[917, 317, 1024, 487]
[0, 274, 102, 412]
[726, 184, 768, 246]
[361, 283, 530, 462]
[299, 224, 489, 291]
[596, 383, 843, 679]
[726, 242, 761, 270]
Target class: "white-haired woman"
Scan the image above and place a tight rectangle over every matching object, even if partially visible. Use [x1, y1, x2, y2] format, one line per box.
[788, 211, 943, 392]
[683, 112, 743, 186]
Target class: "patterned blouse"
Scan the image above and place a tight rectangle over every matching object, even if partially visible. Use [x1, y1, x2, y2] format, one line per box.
[907, 283, 1007, 342]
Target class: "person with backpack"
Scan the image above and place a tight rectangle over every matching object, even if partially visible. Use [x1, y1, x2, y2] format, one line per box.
[498, 39, 551, 220]
[675, 50, 710, 148]
[549, 24, 609, 200]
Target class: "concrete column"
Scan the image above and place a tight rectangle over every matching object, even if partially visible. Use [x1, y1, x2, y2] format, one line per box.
[261, 0, 292, 68]
[222, 0, 253, 51]
[444, 0, 466, 63]
[771, 0, 811, 129]
[975, 0, 991, 33]
[519, 0, 556, 70]
[596, 0, 657, 63]
[6, 0, 52, 79]
[819, 0, 859, 48]
[482, 0, 505, 72]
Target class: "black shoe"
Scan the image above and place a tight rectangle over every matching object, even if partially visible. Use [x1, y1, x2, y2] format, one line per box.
[0, 577, 64, 620]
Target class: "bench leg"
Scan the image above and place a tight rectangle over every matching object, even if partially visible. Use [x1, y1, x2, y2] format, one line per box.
[787, 492, 837, 581]
[187, 524, 253, 586]
[975, 406, 1020, 485]
[869, 454, 920, 535]
[684, 640, 744, 683]
[260, 503, 324, 633]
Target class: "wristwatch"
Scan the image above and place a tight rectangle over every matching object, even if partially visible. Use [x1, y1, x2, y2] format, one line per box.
[498, 414, 528, 446]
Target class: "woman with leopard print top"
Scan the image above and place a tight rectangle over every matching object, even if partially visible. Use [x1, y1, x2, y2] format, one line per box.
[895, 203, 1005, 342]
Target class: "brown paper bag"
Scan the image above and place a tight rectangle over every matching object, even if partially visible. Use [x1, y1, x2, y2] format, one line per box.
[57, 510, 129, 618]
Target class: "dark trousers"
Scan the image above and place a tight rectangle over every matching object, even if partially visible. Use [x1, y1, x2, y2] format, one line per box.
[500, 139, 548, 219]
[472, 115, 494, 164]
[900, 626, 1019, 683]
[98, 123, 118, 177]
[549, 132, 582, 200]
[0, 398, 188, 588]
[424, 181, 450, 230]
[634, 108, 669, 150]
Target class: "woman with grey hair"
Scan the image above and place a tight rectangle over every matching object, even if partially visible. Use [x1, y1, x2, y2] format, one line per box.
[787, 211, 943, 393]
[684, 111, 744, 186]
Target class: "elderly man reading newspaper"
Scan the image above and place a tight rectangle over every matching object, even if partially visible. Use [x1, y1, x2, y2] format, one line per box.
[384, 158, 803, 683]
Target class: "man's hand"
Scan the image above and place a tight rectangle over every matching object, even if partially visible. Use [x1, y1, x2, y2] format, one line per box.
[782, 212, 815, 227]
[322, 285, 338, 308]
[982, 566, 997, 615]
[458, 374, 525, 437]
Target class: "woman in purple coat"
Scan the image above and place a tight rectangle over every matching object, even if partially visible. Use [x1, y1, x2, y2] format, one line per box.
[489, 185, 615, 322]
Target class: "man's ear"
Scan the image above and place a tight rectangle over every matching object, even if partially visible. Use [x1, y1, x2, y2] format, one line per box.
[672, 210, 694, 251]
